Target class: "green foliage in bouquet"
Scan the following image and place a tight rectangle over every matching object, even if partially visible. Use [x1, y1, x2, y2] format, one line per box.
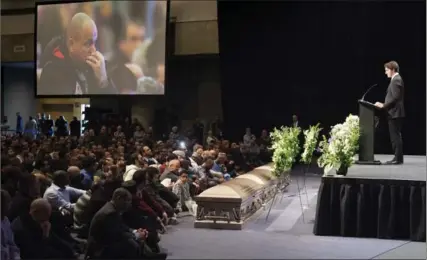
[300, 123, 322, 165]
[317, 114, 360, 174]
[270, 126, 301, 177]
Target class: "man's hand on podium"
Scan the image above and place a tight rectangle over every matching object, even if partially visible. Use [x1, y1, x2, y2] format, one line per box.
[374, 102, 384, 108]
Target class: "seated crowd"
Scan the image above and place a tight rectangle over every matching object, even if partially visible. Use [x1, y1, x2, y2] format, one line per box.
[1, 118, 271, 259]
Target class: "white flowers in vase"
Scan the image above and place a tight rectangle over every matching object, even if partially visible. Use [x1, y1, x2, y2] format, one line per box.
[317, 114, 360, 175]
[270, 126, 301, 177]
[301, 123, 322, 165]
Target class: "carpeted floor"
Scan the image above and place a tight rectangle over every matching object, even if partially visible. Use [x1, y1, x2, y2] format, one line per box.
[160, 166, 426, 259]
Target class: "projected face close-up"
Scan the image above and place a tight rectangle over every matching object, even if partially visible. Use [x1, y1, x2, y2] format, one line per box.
[68, 18, 98, 64]
[36, 1, 167, 96]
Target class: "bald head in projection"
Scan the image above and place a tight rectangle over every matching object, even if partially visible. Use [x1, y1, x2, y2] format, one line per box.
[66, 12, 98, 64]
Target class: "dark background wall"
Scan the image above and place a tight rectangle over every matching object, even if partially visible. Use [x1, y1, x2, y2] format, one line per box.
[167, 54, 221, 121]
[218, 1, 426, 155]
[1, 66, 4, 120]
[1, 63, 37, 129]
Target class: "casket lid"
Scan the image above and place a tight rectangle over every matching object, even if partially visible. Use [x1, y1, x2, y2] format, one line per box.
[197, 178, 261, 200]
[237, 174, 267, 185]
[237, 165, 275, 184]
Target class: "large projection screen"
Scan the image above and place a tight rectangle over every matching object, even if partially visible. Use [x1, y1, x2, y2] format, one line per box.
[36, 1, 167, 96]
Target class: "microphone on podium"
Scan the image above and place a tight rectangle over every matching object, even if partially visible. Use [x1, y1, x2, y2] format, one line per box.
[361, 84, 378, 101]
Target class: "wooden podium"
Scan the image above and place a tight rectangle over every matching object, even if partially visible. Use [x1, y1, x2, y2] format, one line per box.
[356, 100, 381, 165]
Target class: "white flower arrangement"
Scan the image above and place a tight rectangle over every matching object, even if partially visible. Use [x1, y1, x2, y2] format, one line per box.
[270, 126, 301, 177]
[317, 114, 360, 175]
[301, 123, 322, 165]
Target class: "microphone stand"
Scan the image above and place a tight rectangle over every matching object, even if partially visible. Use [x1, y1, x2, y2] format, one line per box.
[361, 83, 378, 101]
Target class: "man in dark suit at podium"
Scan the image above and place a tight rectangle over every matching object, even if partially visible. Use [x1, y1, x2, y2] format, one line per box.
[375, 61, 405, 165]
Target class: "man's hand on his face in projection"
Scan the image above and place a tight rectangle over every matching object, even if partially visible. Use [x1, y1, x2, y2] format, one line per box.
[86, 51, 108, 88]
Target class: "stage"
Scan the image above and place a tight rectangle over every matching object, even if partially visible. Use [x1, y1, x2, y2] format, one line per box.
[159, 160, 426, 259]
[313, 154, 426, 242]
[347, 155, 425, 181]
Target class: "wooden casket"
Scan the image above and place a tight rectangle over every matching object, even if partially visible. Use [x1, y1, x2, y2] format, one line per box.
[194, 163, 277, 230]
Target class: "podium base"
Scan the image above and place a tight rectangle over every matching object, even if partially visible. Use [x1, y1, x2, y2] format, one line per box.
[355, 160, 382, 165]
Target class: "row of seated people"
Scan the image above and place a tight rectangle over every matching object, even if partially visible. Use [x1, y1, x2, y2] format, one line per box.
[1, 129, 262, 259]
[2, 167, 171, 259]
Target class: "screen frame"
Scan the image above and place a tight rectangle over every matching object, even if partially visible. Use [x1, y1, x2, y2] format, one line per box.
[34, 0, 171, 98]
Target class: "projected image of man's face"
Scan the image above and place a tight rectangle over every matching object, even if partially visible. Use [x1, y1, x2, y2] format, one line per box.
[68, 21, 98, 64]
[36, 1, 167, 96]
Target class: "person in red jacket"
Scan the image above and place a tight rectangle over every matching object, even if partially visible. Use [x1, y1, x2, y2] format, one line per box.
[132, 170, 168, 227]
[121, 181, 163, 252]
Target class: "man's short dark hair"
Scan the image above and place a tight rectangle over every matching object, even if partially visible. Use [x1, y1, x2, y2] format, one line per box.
[180, 159, 190, 170]
[132, 169, 147, 185]
[112, 188, 131, 201]
[166, 153, 178, 162]
[114, 18, 143, 44]
[146, 167, 160, 181]
[130, 153, 140, 164]
[52, 170, 68, 182]
[384, 61, 399, 73]
[178, 169, 188, 176]
[81, 156, 95, 169]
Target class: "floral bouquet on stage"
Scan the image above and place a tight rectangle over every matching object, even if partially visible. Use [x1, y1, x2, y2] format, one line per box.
[301, 123, 322, 165]
[270, 126, 301, 183]
[317, 114, 360, 175]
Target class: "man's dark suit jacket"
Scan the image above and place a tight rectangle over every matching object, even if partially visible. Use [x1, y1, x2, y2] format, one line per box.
[384, 74, 405, 118]
[86, 201, 140, 259]
[11, 214, 75, 259]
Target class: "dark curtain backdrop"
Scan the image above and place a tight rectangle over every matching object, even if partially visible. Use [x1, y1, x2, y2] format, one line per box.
[1, 66, 4, 121]
[218, 1, 426, 155]
[165, 54, 220, 127]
